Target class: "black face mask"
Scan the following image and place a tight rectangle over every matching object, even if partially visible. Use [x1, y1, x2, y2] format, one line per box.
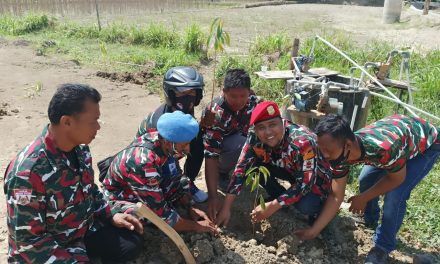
[174, 95, 196, 114]
[329, 145, 350, 167]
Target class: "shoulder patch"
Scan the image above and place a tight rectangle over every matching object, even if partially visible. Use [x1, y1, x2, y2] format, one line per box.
[13, 189, 32, 205]
[303, 158, 315, 171]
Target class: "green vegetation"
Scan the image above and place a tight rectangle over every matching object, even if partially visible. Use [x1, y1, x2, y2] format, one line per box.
[0, 14, 51, 35]
[1, 13, 439, 249]
[183, 23, 206, 54]
[245, 165, 271, 210]
[206, 17, 230, 100]
[0, 13, 206, 76]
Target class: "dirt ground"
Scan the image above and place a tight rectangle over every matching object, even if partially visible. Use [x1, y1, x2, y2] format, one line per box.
[1, 4, 440, 264]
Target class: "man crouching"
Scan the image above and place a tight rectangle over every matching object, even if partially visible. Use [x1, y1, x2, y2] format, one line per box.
[102, 111, 217, 234]
[4, 84, 144, 264]
[216, 101, 332, 228]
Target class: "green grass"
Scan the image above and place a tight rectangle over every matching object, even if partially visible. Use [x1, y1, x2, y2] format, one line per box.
[58, 21, 181, 47]
[183, 22, 206, 54]
[250, 32, 291, 55]
[0, 13, 206, 75]
[0, 13, 52, 35]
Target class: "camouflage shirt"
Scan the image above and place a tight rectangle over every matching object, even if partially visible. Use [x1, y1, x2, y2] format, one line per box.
[102, 131, 187, 227]
[227, 120, 333, 206]
[331, 115, 440, 178]
[202, 93, 260, 158]
[4, 126, 120, 263]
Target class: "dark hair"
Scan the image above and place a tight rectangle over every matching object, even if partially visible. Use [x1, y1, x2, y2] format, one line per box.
[48, 83, 101, 124]
[314, 114, 356, 144]
[224, 69, 251, 90]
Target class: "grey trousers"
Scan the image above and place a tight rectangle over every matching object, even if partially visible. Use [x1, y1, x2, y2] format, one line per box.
[218, 133, 247, 176]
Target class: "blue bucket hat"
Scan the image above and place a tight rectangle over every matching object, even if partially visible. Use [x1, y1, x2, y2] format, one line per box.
[157, 111, 199, 143]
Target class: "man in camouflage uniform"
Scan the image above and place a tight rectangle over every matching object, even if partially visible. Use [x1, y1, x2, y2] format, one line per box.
[102, 111, 217, 234]
[135, 66, 207, 203]
[216, 101, 332, 227]
[4, 84, 143, 264]
[201, 68, 260, 221]
[313, 114, 440, 264]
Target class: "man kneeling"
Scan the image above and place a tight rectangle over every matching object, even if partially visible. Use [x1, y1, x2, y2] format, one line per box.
[102, 111, 217, 234]
[216, 101, 332, 227]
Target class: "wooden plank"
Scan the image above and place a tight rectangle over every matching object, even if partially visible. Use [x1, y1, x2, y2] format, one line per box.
[254, 70, 295, 80]
[376, 78, 417, 91]
[286, 105, 326, 128]
[306, 67, 339, 76]
[255, 68, 339, 80]
[244, 1, 297, 8]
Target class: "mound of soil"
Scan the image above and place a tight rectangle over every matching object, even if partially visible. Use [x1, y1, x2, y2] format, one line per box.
[0, 103, 18, 118]
[120, 188, 372, 264]
[109, 186, 438, 264]
[96, 70, 155, 85]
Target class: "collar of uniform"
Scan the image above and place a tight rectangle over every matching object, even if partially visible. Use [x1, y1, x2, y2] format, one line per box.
[41, 125, 86, 172]
[355, 134, 366, 162]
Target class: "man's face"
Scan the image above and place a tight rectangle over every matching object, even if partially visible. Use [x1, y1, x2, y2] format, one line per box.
[317, 134, 347, 162]
[223, 87, 250, 112]
[66, 100, 101, 146]
[173, 141, 191, 156]
[254, 117, 284, 148]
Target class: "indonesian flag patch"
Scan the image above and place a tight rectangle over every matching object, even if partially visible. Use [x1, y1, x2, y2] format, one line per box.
[13, 189, 32, 205]
[303, 158, 315, 171]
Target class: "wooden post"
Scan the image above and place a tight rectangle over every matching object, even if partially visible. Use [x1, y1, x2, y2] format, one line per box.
[423, 0, 431, 15]
[290, 38, 300, 70]
[383, 0, 402, 24]
[94, 0, 102, 31]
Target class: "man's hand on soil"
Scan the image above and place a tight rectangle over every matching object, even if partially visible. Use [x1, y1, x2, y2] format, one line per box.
[195, 219, 219, 235]
[216, 207, 231, 228]
[250, 200, 281, 224]
[207, 198, 218, 222]
[111, 213, 144, 234]
[294, 227, 319, 241]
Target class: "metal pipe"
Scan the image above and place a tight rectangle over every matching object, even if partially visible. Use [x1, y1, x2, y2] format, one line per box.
[315, 35, 418, 117]
[290, 80, 327, 86]
[370, 91, 440, 122]
[290, 80, 350, 89]
[291, 57, 302, 78]
[360, 62, 379, 83]
[325, 81, 351, 90]
[309, 37, 317, 58]
[349, 67, 358, 87]
[350, 105, 359, 130]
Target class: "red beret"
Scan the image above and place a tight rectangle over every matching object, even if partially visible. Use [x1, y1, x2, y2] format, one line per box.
[250, 101, 281, 125]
